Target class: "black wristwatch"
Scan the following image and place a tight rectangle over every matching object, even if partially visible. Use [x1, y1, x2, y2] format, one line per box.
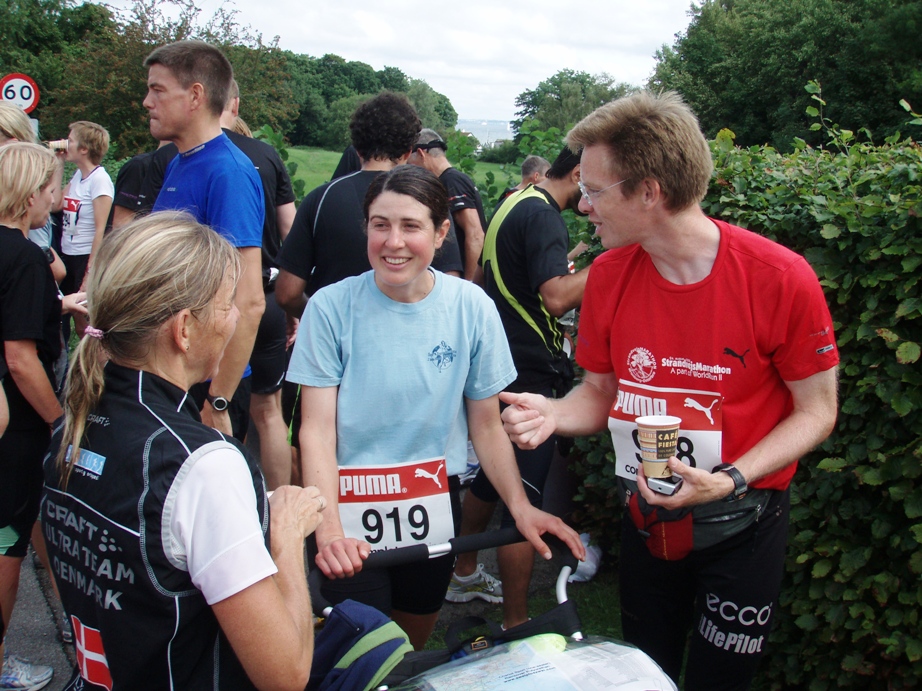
[712, 463, 748, 501]
[206, 393, 230, 412]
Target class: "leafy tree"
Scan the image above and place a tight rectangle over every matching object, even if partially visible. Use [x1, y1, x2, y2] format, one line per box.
[377, 65, 409, 93]
[513, 69, 635, 135]
[650, 0, 922, 149]
[20, 0, 295, 156]
[317, 92, 373, 152]
[282, 54, 456, 146]
[406, 78, 458, 132]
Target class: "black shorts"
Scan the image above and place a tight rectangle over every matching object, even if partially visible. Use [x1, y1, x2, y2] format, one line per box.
[250, 290, 287, 395]
[317, 476, 462, 616]
[0, 426, 50, 557]
[469, 386, 555, 528]
[59, 251, 90, 295]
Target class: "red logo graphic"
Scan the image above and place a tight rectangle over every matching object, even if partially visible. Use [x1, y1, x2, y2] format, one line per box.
[72, 616, 113, 691]
[63, 197, 81, 214]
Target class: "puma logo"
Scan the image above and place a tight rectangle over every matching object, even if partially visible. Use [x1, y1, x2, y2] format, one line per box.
[684, 397, 718, 426]
[414, 462, 444, 488]
[723, 347, 750, 368]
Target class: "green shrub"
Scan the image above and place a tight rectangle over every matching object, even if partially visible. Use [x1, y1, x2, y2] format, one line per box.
[571, 88, 922, 689]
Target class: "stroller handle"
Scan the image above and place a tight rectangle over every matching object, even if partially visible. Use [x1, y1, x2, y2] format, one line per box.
[309, 527, 579, 615]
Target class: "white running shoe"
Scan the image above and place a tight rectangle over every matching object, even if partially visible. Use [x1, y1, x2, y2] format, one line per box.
[1, 655, 53, 691]
[445, 564, 504, 603]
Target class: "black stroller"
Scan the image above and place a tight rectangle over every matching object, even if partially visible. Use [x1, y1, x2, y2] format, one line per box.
[307, 528, 677, 690]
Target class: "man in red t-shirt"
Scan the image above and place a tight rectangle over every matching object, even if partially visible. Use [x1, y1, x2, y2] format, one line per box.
[499, 91, 839, 691]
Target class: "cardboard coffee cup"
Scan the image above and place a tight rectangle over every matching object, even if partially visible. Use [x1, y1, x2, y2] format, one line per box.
[635, 415, 681, 478]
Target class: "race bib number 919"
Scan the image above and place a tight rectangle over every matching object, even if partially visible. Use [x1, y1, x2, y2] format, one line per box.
[609, 380, 723, 480]
[338, 458, 452, 552]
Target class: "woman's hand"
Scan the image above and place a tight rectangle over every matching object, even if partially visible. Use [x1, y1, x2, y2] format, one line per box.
[499, 391, 556, 450]
[61, 292, 88, 316]
[315, 536, 371, 580]
[268, 485, 326, 561]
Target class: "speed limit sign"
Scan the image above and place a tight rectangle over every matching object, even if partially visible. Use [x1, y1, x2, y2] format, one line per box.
[0, 73, 40, 114]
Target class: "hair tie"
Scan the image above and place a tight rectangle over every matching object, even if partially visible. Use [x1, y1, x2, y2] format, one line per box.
[84, 326, 105, 340]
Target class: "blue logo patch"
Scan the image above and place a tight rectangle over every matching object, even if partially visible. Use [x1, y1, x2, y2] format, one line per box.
[428, 341, 456, 371]
[68, 445, 107, 477]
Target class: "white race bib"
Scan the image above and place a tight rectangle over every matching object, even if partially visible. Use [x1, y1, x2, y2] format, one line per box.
[608, 379, 723, 480]
[338, 457, 452, 553]
[62, 196, 81, 236]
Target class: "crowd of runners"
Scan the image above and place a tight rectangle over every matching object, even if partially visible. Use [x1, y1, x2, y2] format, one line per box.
[1, 37, 838, 691]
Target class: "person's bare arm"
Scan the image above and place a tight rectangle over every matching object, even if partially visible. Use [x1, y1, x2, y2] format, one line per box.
[211, 485, 324, 691]
[201, 247, 265, 434]
[467, 395, 584, 562]
[500, 370, 618, 450]
[276, 202, 296, 242]
[639, 366, 839, 509]
[111, 205, 137, 230]
[567, 240, 589, 263]
[52, 160, 67, 213]
[4, 340, 62, 424]
[537, 267, 590, 317]
[299, 385, 370, 578]
[454, 207, 485, 284]
[79, 195, 113, 291]
[49, 248, 66, 284]
[275, 269, 308, 320]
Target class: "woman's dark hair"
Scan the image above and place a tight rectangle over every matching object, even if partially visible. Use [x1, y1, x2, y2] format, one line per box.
[363, 165, 450, 229]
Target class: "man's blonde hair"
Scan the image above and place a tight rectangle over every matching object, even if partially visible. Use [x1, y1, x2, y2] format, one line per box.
[69, 120, 110, 165]
[566, 91, 713, 211]
[0, 142, 56, 222]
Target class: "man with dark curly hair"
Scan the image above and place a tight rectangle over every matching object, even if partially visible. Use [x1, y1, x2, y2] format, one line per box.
[275, 92, 462, 317]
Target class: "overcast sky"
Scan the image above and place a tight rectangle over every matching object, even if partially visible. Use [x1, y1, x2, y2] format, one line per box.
[106, 0, 696, 122]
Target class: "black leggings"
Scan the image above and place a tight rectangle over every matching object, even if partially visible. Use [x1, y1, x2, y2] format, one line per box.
[619, 490, 790, 691]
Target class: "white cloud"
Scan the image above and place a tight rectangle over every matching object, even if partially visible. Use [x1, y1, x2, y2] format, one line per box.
[104, 0, 694, 121]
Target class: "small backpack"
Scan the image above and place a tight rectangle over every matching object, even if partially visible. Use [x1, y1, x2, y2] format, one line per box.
[308, 599, 413, 691]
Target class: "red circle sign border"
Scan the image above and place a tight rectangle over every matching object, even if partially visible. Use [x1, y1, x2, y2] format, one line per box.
[0, 73, 40, 114]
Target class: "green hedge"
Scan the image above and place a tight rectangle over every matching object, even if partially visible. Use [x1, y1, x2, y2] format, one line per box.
[571, 119, 922, 687]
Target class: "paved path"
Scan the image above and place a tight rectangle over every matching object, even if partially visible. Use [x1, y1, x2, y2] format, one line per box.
[6, 553, 74, 691]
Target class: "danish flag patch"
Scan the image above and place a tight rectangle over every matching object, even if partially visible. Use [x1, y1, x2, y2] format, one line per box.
[72, 616, 113, 690]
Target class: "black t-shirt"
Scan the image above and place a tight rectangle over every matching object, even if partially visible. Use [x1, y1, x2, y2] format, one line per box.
[481, 188, 570, 391]
[141, 143, 177, 213]
[439, 167, 488, 274]
[0, 225, 62, 428]
[110, 151, 155, 216]
[332, 145, 362, 180]
[276, 170, 462, 297]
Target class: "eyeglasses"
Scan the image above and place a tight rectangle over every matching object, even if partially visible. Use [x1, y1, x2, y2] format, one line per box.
[578, 178, 628, 207]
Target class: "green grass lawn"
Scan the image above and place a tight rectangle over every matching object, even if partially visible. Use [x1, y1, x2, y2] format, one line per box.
[286, 147, 345, 193]
[286, 147, 517, 198]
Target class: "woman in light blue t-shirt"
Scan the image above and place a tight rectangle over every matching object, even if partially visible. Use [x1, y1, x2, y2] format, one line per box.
[287, 165, 583, 650]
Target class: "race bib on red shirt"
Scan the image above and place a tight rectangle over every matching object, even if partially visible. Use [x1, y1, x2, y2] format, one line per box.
[338, 458, 452, 552]
[609, 379, 724, 480]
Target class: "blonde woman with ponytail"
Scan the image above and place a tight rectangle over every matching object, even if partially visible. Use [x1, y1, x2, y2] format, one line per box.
[42, 212, 325, 691]
[0, 142, 85, 690]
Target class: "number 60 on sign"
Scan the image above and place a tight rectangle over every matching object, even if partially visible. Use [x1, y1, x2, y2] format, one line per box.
[0, 73, 40, 114]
